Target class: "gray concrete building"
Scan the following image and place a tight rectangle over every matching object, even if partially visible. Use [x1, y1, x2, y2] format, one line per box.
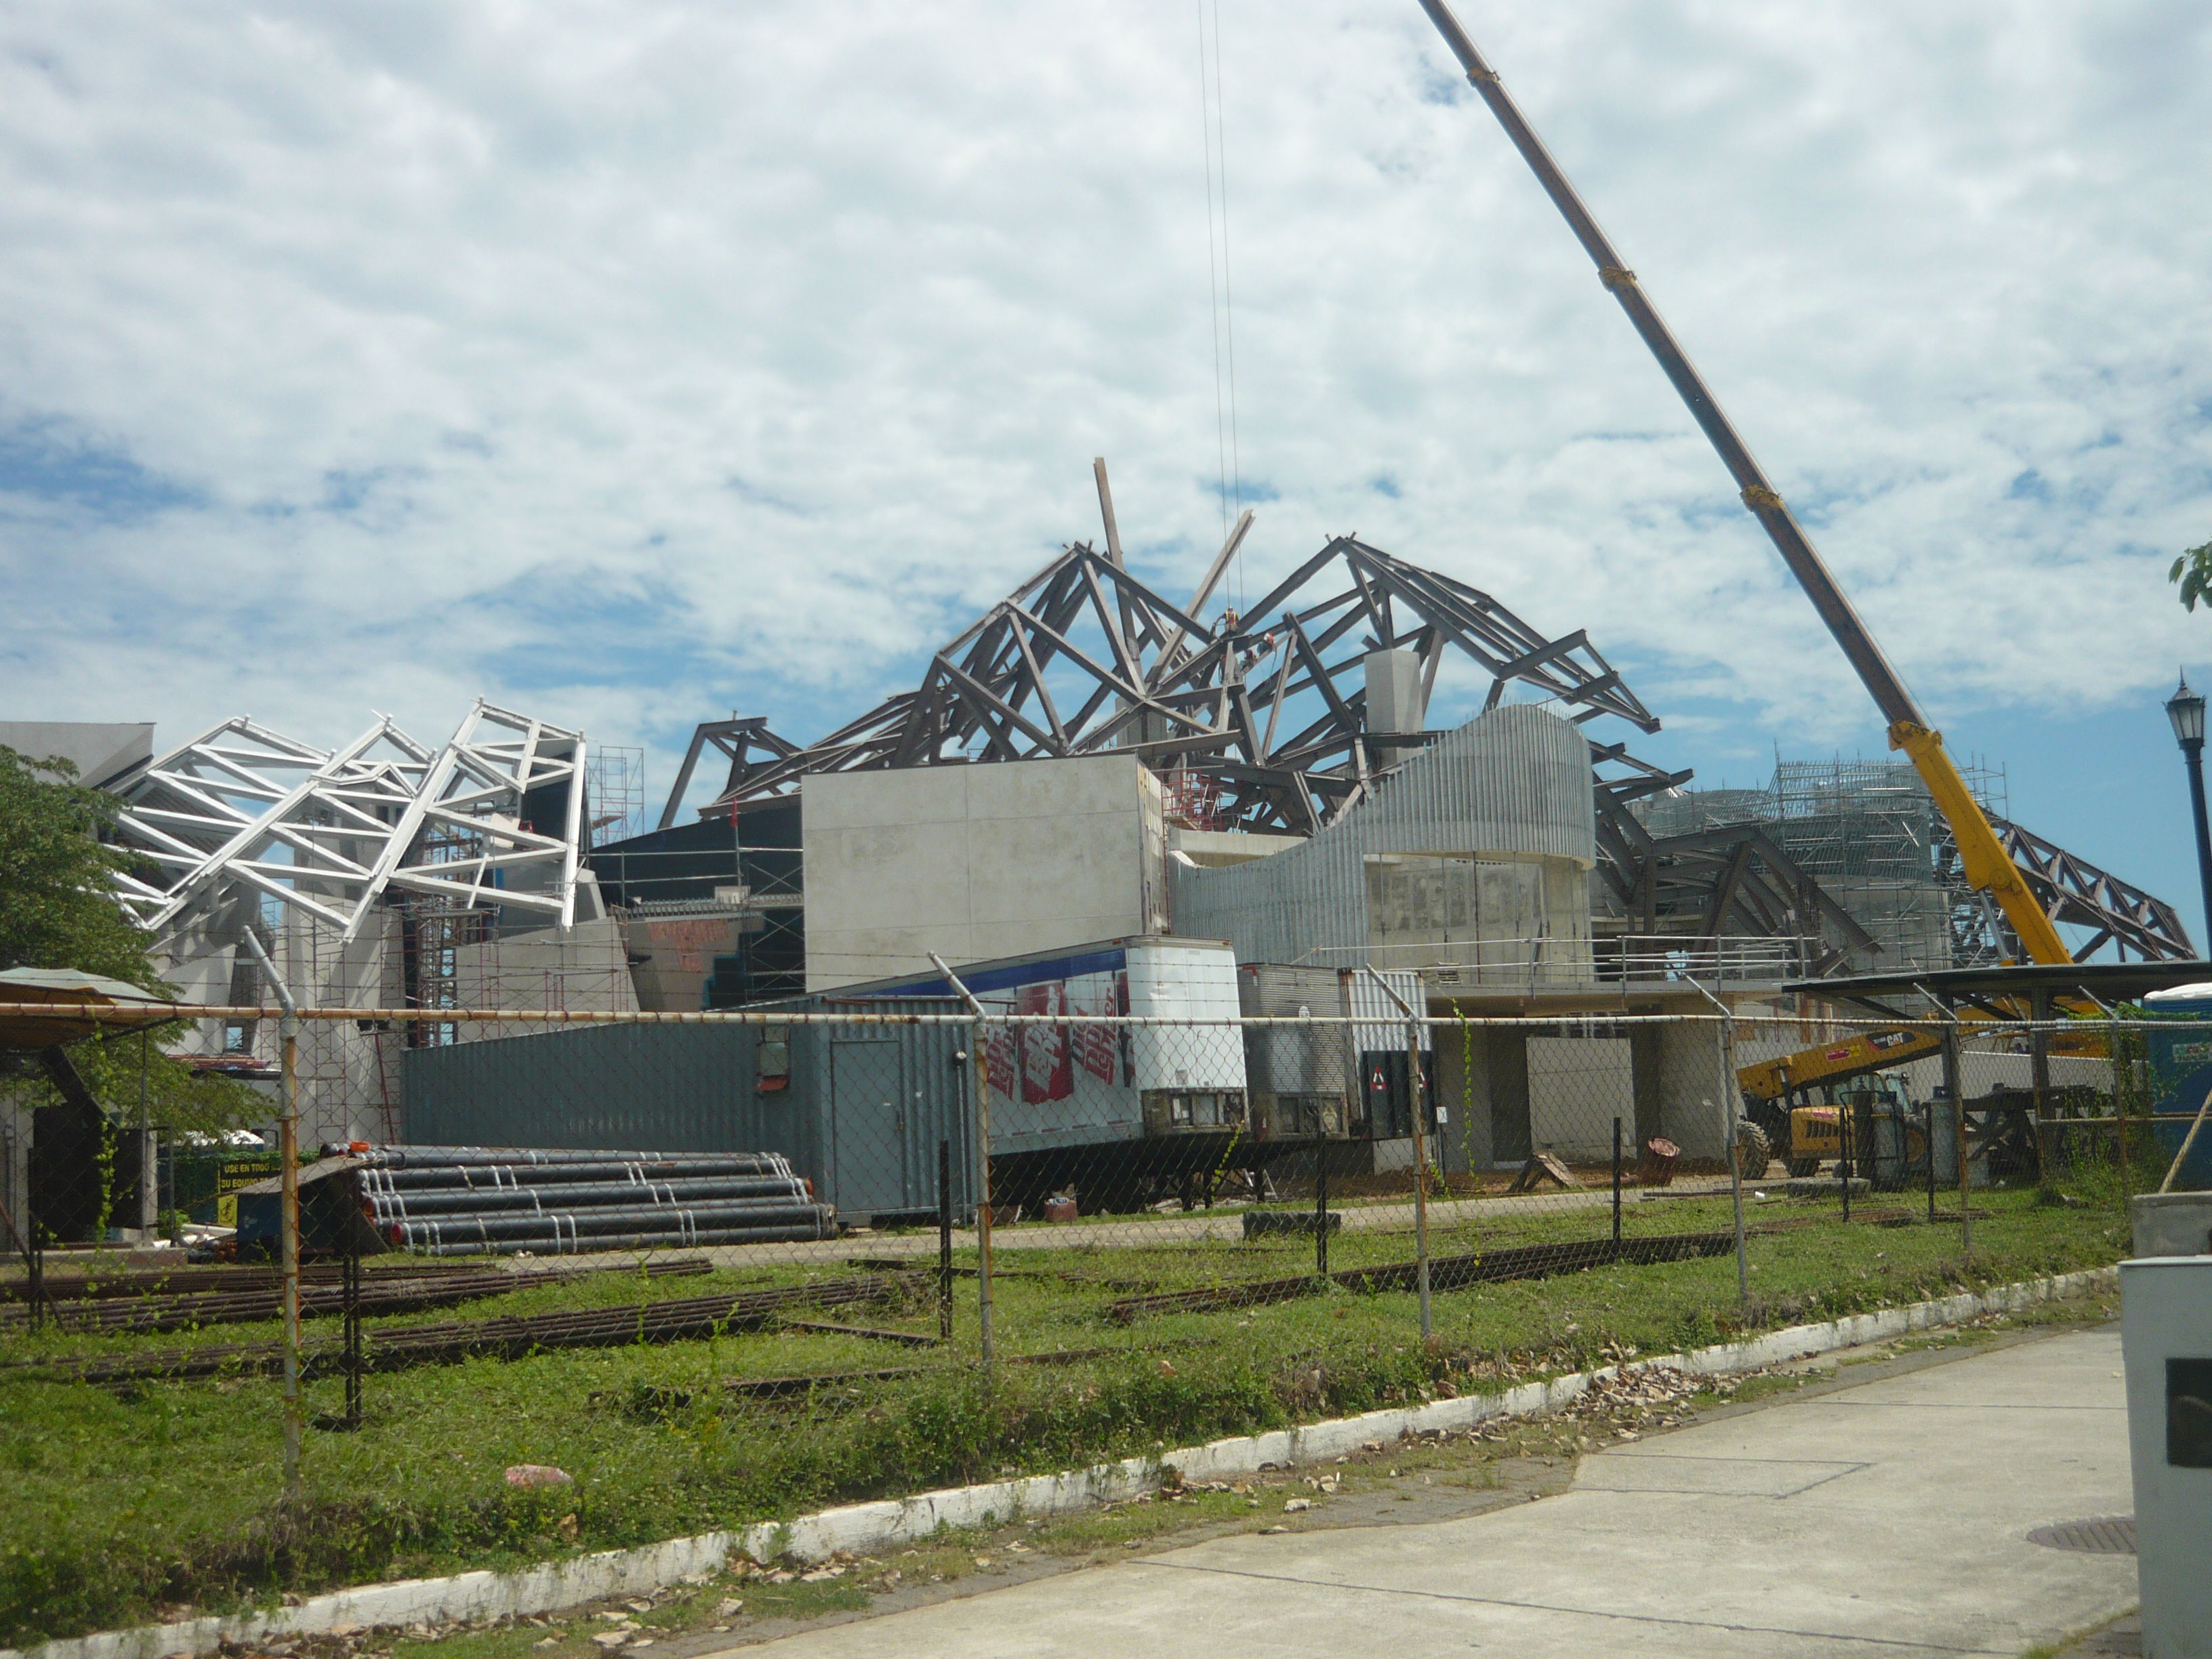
[801, 755, 1168, 991]
[1168, 703, 1596, 983]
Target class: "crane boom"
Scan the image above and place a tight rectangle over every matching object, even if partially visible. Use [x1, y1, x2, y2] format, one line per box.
[1413, 0, 2071, 966]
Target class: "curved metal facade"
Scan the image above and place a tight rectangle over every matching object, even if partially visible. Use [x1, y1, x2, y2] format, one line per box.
[1169, 703, 1596, 972]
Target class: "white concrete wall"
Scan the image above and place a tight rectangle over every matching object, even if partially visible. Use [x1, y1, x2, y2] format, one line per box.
[803, 757, 1167, 990]
[1363, 851, 1595, 985]
[1659, 1018, 1732, 1159]
[449, 918, 640, 1021]
[1528, 1036, 1635, 1160]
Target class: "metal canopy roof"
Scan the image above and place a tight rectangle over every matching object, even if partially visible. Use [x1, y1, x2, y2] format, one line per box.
[1785, 960, 2212, 1018]
[0, 967, 174, 1051]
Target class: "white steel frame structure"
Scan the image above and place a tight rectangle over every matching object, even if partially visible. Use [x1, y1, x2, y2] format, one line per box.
[105, 700, 588, 947]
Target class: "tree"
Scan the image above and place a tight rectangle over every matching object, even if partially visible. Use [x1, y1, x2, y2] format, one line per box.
[0, 745, 264, 1135]
[0, 745, 155, 985]
[2170, 541, 2212, 613]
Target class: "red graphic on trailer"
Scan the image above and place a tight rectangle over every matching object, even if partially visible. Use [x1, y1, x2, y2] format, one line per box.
[1073, 975, 1117, 1084]
[1117, 970, 1134, 1086]
[1019, 982, 1073, 1103]
[985, 1021, 1019, 1101]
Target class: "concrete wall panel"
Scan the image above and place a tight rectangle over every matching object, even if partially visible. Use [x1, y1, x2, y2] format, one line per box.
[1172, 704, 1595, 976]
[803, 765, 969, 832]
[804, 756, 1160, 989]
[1658, 1019, 1731, 1159]
[1528, 1036, 1634, 1162]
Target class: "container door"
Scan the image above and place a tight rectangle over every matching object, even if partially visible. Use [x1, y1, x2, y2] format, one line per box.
[828, 1036, 909, 1218]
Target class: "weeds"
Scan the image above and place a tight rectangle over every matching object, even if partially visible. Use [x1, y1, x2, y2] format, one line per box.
[0, 1187, 2126, 1647]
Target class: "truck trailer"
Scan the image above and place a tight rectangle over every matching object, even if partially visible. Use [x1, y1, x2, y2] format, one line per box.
[846, 936, 1249, 1214]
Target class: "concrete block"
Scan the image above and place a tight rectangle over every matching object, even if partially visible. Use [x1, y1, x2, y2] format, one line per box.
[802, 752, 1159, 991]
[966, 754, 1137, 820]
[2133, 1192, 2212, 1258]
[1364, 649, 1425, 735]
[803, 766, 970, 832]
[1528, 1036, 1633, 1162]
[813, 821, 973, 929]
[965, 815, 1135, 924]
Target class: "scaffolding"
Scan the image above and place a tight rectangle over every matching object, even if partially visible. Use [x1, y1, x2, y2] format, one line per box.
[1635, 755, 2011, 973]
[588, 745, 647, 847]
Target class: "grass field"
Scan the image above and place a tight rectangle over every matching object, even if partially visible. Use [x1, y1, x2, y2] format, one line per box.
[0, 1179, 2135, 1647]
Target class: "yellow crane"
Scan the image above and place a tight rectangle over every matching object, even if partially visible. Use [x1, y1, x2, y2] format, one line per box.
[1412, 0, 2072, 973]
[1410, 1, 2094, 1175]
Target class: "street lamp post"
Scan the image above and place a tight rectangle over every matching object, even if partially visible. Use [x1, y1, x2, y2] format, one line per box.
[2166, 674, 2212, 957]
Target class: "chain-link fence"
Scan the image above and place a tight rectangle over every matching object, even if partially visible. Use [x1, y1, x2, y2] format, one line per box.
[0, 994, 2193, 1640]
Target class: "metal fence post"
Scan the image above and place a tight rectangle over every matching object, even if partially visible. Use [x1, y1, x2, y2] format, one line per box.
[1840, 1088, 1855, 1223]
[972, 1017, 996, 1374]
[2114, 1088, 2132, 1197]
[1408, 1013, 1433, 1343]
[1723, 1089, 1748, 1308]
[136, 1031, 153, 1235]
[937, 1138, 954, 1343]
[1943, 1021, 1969, 1262]
[1361, 970, 1431, 1342]
[242, 928, 303, 1492]
[24, 1216, 44, 1333]
[930, 955, 994, 1376]
[1924, 1103, 1938, 1223]
[1314, 1141, 1330, 1281]
[1692, 983, 1749, 1305]
[1611, 1116, 1622, 1246]
[342, 1246, 363, 1429]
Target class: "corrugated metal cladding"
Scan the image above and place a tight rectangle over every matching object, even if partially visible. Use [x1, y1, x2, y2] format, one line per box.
[1171, 704, 1595, 968]
[400, 999, 975, 1225]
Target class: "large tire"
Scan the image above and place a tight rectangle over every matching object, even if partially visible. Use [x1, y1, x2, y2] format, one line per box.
[1735, 1119, 1774, 1181]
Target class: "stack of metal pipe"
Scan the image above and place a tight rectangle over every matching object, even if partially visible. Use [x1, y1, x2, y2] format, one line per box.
[355, 1145, 835, 1255]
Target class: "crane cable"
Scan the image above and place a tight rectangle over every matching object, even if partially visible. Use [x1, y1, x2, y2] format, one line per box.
[1197, 0, 1244, 613]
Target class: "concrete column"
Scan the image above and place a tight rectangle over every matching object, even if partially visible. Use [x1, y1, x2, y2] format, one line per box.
[1657, 1017, 1731, 1161]
[1487, 1028, 1530, 1163]
[1629, 1021, 1664, 1151]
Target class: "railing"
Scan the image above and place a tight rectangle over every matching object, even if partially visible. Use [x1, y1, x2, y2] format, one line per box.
[1305, 935, 1837, 988]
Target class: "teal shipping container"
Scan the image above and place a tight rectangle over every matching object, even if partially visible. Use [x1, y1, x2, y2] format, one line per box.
[401, 999, 974, 1227]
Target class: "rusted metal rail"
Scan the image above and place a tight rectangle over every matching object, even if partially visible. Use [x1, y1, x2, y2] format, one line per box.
[1103, 1227, 1807, 1322]
[0, 1260, 710, 1335]
[0, 1259, 483, 1302]
[9, 1271, 920, 1386]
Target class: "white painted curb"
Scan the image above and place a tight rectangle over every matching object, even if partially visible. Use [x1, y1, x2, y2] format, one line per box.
[7, 1265, 2114, 1659]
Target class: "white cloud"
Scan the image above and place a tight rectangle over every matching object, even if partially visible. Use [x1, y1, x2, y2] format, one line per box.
[0, 0, 2208, 805]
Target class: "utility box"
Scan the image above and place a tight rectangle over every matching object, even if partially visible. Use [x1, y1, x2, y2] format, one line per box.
[2135, 1193, 2212, 1259]
[1235, 963, 1422, 1144]
[2120, 1256, 2212, 1658]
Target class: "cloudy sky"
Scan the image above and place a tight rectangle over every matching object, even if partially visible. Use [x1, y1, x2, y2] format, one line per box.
[3, 3, 2211, 924]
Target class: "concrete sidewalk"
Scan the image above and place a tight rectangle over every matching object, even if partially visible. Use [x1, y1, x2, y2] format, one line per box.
[728, 1327, 2137, 1657]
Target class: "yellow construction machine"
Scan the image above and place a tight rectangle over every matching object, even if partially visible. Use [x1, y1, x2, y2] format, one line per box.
[1414, 0, 2095, 1172]
[1734, 1029, 1940, 1177]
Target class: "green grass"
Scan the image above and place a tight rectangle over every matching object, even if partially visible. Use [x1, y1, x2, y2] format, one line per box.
[0, 1184, 2130, 1647]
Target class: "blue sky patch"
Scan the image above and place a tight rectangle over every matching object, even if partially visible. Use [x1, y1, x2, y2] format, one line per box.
[0, 417, 203, 519]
